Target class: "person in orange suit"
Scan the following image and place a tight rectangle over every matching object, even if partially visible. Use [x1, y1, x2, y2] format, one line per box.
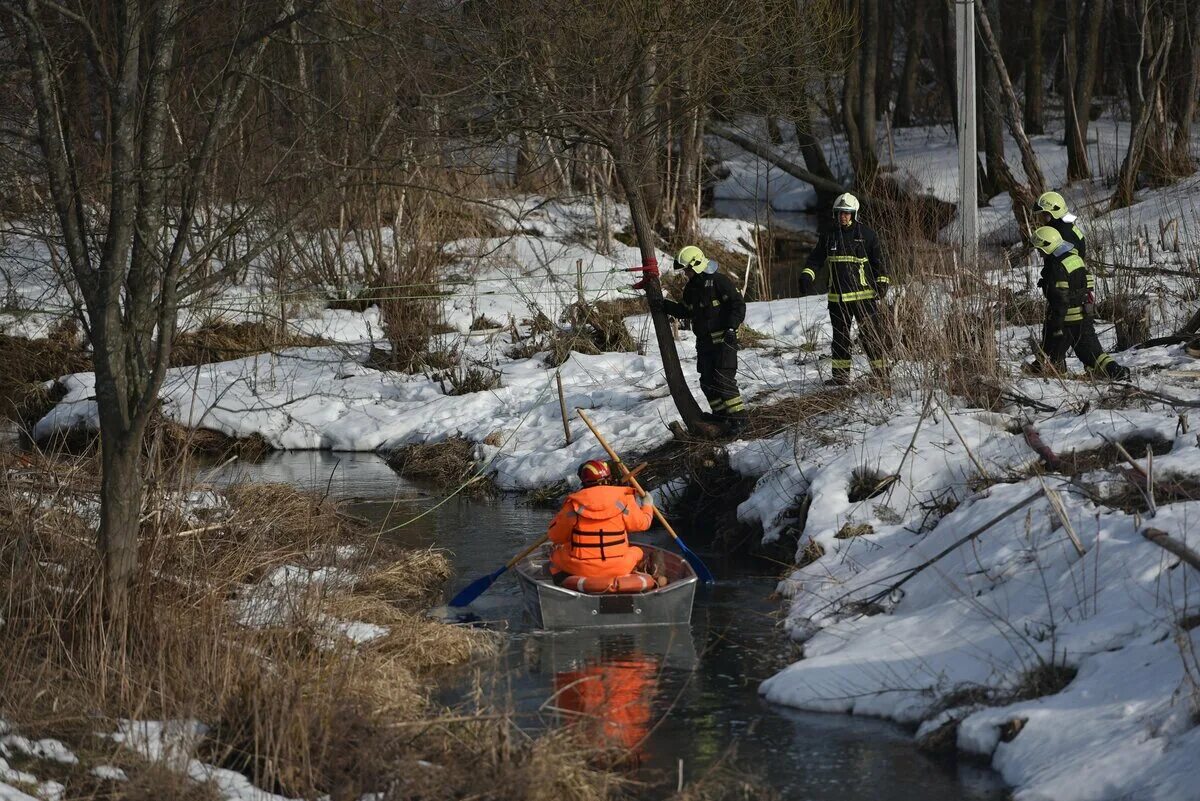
[547, 459, 654, 585]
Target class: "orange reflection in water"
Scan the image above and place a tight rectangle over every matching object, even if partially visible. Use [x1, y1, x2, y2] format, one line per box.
[552, 653, 660, 757]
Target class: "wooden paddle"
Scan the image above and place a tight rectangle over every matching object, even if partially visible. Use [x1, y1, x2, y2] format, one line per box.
[576, 408, 716, 584]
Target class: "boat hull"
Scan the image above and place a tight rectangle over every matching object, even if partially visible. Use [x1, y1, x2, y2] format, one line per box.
[515, 543, 697, 629]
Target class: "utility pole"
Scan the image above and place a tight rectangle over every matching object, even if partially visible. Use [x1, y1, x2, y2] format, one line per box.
[956, 0, 978, 268]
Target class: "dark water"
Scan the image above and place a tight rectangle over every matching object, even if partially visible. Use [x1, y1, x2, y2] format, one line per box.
[206, 451, 1006, 800]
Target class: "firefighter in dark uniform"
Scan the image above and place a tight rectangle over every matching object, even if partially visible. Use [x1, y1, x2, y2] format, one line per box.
[650, 245, 748, 431]
[800, 193, 890, 385]
[1030, 226, 1129, 379]
[1033, 191, 1086, 257]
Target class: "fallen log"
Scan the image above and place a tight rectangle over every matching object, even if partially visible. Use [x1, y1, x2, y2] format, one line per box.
[1142, 528, 1200, 572]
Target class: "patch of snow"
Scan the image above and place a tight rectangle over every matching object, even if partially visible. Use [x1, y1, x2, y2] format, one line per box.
[90, 765, 128, 782]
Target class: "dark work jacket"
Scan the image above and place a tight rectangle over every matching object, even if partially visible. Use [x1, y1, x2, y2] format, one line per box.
[1040, 248, 1094, 324]
[802, 222, 888, 303]
[662, 270, 746, 350]
[1046, 214, 1086, 259]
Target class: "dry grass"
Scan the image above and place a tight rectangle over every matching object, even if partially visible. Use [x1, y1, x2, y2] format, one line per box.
[0, 325, 90, 428]
[383, 436, 498, 496]
[0, 453, 588, 800]
[170, 320, 324, 368]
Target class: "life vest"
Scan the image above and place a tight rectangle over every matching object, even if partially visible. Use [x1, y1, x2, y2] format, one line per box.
[549, 485, 651, 578]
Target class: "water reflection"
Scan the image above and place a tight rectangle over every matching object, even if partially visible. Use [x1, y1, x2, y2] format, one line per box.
[530, 628, 697, 763]
[209, 450, 1007, 800]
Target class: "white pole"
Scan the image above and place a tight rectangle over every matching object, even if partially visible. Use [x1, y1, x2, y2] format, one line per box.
[956, 0, 978, 269]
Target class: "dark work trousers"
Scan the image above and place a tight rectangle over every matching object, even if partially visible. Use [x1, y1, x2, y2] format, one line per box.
[696, 342, 745, 419]
[830, 300, 887, 380]
[1040, 318, 1124, 377]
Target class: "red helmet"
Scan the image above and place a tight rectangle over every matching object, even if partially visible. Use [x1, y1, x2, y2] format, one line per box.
[578, 459, 611, 485]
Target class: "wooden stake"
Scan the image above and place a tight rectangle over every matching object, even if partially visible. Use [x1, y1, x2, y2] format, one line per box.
[576, 258, 585, 308]
[1037, 476, 1086, 556]
[556, 372, 571, 446]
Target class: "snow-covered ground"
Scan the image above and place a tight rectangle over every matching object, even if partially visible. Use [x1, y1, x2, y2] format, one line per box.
[6, 115, 1200, 800]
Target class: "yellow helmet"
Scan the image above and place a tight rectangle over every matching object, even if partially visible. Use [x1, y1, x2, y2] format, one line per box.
[674, 245, 708, 273]
[1032, 226, 1064, 255]
[1035, 191, 1068, 220]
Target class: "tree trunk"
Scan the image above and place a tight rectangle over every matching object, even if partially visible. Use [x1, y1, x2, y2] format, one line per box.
[98, 431, 142, 615]
[637, 46, 664, 230]
[980, 0, 1007, 198]
[1111, 15, 1174, 209]
[612, 155, 710, 434]
[937, 0, 959, 132]
[1112, 0, 1145, 122]
[857, 0, 880, 180]
[793, 91, 841, 206]
[1165, 0, 1199, 177]
[674, 105, 704, 242]
[874, 0, 896, 115]
[976, 2, 1047, 217]
[1066, 0, 1106, 180]
[710, 123, 850, 196]
[1024, 0, 1049, 134]
[894, 0, 930, 127]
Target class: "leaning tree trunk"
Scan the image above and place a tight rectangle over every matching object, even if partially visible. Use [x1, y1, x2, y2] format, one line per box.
[793, 91, 841, 207]
[980, 0, 1008, 199]
[612, 154, 709, 434]
[894, 0, 929, 127]
[1024, 0, 1049, 134]
[976, 2, 1047, 226]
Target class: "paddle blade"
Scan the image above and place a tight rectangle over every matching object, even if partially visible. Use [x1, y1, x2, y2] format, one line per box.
[448, 566, 506, 607]
[674, 539, 715, 584]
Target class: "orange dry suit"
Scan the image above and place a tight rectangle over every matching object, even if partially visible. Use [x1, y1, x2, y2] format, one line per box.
[547, 485, 653, 578]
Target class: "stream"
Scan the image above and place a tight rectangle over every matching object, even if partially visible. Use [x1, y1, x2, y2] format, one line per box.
[205, 450, 1007, 800]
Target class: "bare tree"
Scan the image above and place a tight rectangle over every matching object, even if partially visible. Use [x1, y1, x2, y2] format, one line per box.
[894, 0, 930, 127]
[1065, 0, 1107, 180]
[1024, 0, 1050, 134]
[1, 0, 328, 615]
[1111, 1, 1175, 208]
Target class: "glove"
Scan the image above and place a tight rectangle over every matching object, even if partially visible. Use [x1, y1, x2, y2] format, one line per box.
[876, 281, 889, 300]
[799, 275, 814, 295]
[723, 328, 738, 347]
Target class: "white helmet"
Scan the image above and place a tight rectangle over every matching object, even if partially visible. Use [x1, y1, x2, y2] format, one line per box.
[833, 193, 860, 214]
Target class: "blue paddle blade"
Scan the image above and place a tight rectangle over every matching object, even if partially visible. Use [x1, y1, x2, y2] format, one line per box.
[448, 565, 506, 607]
[674, 539, 716, 584]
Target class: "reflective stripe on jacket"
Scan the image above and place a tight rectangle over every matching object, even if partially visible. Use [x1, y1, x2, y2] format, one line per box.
[1041, 251, 1092, 324]
[1049, 214, 1086, 259]
[802, 222, 888, 303]
[661, 270, 746, 347]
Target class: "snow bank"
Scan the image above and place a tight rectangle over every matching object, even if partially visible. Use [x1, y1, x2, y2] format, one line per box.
[742, 381, 1200, 799]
